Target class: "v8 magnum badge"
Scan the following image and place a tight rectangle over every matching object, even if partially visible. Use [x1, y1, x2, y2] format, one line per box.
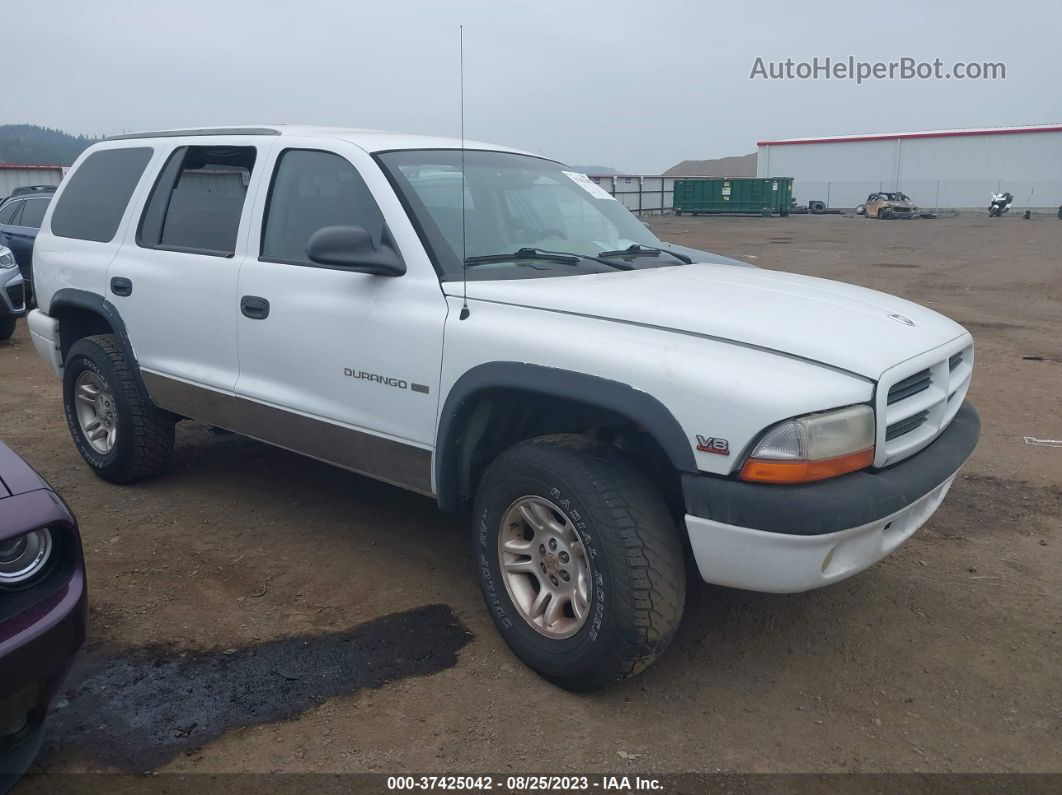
[696, 435, 730, 456]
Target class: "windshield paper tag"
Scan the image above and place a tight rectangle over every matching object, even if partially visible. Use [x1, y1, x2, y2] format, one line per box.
[562, 171, 617, 201]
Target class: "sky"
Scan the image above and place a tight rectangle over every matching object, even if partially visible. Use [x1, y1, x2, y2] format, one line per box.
[11, 0, 1062, 172]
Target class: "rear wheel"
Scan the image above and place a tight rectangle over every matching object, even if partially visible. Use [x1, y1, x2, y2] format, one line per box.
[0, 318, 14, 341]
[473, 434, 686, 691]
[63, 334, 175, 483]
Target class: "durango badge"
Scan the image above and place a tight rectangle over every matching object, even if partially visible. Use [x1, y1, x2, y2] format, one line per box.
[696, 436, 730, 456]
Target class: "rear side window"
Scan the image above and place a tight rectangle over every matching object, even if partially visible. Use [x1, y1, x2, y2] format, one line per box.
[18, 198, 49, 229]
[139, 146, 256, 257]
[260, 149, 385, 264]
[0, 200, 21, 225]
[50, 147, 153, 242]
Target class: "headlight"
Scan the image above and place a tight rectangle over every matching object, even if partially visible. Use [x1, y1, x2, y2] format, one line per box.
[0, 248, 14, 268]
[0, 528, 54, 586]
[740, 405, 875, 484]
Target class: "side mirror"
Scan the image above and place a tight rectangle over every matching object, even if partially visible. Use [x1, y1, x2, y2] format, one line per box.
[305, 225, 406, 276]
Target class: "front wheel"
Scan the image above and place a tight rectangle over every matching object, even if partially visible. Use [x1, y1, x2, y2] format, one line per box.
[473, 435, 686, 691]
[63, 334, 175, 483]
[0, 317, 14, 341]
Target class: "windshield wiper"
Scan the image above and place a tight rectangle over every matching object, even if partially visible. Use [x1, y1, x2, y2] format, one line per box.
[465, 247, 631, 270]
[596, 244, 692, 264]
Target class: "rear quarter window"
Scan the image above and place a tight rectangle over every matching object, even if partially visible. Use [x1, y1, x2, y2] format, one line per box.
[50, 147, 154, 243]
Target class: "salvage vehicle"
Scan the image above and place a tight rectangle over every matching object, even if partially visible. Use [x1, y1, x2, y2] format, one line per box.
[26, 127, 978, 690]
[0, 247, 26, 341]
[857, 191, 917, 219]
[0, 441, 87, 789]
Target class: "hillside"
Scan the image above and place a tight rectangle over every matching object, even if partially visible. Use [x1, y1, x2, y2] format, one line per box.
[664, 152, 757, 177]
[0, 124, 99, 165]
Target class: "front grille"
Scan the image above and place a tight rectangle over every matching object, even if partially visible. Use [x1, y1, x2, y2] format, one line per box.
[876, 342, 974, 467]
[887, 369, 931, 404]
[886, 410, 930, 441]
[5, 282, 24, 311]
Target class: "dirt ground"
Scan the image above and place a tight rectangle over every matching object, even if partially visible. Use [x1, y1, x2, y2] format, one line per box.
[2, 214, 1060, 778]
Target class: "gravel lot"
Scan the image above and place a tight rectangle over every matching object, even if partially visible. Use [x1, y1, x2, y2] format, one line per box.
[3, 214, 1060, 778]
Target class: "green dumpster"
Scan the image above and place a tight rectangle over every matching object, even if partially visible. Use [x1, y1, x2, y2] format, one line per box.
[672, 177, 794, 216]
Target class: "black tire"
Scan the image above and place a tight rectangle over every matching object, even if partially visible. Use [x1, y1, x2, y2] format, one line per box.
[989, 206, 1001, 217]
[63, 334, 174, 483]
[0, 317, 14, 341]
[473, 434, 685, 691]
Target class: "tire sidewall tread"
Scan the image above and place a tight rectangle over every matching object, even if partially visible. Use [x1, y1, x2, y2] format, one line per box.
[473, 434, 685, 691]
[63, 334, 173, 483]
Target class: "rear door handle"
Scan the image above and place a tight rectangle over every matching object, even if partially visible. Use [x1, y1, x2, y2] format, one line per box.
[110, 277, 133, 297]
[240, 295, 270, 320]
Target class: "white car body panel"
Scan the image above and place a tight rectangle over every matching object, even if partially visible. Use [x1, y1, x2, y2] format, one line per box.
[437, 295, 872, 477]
[104, 135, 271, 395]
[447, 264, 969, 381]
[33, 140, 160, 315]
[235, 137, 447, 450]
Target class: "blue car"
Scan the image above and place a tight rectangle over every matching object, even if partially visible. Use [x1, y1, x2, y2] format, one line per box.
[0, 195, 51, 305]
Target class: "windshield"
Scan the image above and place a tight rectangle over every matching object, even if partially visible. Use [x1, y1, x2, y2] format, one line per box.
[377, 149, 666, 279]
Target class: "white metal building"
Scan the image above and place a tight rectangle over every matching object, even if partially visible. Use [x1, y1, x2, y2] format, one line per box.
[756, 124, 1062, 209]
[0, 164, 65, 199]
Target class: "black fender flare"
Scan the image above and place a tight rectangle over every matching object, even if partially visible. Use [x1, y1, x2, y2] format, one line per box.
[434, 362, 697, 512]
[49, 288, 153, 404]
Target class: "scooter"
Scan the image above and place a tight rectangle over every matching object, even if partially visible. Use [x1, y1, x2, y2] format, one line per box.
[989, 191, 1013, 217]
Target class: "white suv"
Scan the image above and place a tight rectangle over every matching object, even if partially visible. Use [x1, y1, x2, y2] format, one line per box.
[26, 126, 978, 690]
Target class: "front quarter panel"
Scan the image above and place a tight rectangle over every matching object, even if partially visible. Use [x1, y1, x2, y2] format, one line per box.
[438, 296, 873, 477]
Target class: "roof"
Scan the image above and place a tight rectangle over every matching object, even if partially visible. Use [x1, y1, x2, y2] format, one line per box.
[104, 125, 531, 156]
[757, 123, 1062, 147]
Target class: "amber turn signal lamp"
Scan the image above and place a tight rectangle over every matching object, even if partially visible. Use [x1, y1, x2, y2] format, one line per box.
[740, 447, 875, 484]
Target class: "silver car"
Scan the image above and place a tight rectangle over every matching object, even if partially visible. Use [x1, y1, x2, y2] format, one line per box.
[0, 246, 27, 341]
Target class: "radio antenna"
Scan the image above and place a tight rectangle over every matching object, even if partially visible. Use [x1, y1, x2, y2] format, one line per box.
[458, 24, 470, 320]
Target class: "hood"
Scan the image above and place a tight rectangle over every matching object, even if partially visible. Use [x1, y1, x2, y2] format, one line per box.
[450, 264, 969, 380]
[0, 441, 50, 498]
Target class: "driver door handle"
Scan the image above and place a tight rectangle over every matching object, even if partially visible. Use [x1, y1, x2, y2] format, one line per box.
[240, 295, 270, 320]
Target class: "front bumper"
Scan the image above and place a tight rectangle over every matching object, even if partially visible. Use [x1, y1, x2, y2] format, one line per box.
[0, 272, 26, 320]
[682, 401, 979, 592]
